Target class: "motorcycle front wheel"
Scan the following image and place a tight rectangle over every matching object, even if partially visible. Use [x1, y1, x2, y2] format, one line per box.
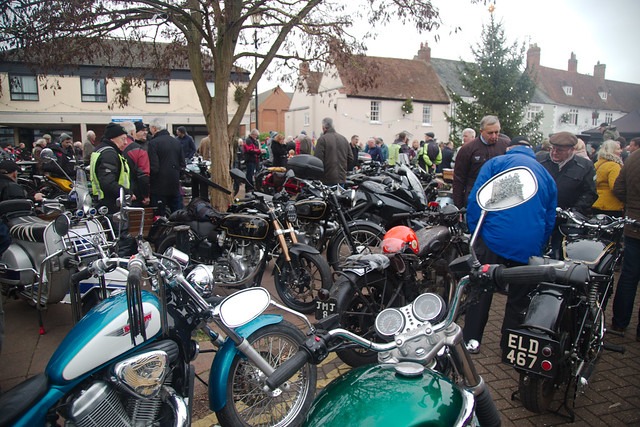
[326, 224, 384, 270]
[216, 322, 317, 427]
[274, 252, 332, 313]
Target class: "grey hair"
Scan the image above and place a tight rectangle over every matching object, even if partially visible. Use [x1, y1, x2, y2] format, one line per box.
[250, 128, 259, 136]
[479, 115, 500, 130]
[121, 121, 136, 135]
[322, 117, 333, 129]
[462, 128, 476, 138]
[149, 117, 167, 131]
[34, 138, 46, 147]
[597, 139, 621, 159]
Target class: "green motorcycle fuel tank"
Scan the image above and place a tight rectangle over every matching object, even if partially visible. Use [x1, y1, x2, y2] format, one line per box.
[304, 363, 474, 426]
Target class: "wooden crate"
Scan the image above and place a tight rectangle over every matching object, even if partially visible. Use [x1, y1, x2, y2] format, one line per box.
[128, 207, 155, 238]
[442, 168, 454, 182]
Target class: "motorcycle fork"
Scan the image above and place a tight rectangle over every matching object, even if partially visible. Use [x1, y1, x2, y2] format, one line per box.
[445, 327, 484, 391]
[330, 192, 357, 252]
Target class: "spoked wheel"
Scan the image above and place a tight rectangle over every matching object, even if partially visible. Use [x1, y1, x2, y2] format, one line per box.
[274, 252, 332, 313]
[216, 322, 317, 427]
[518, 372, 558, 413]
[326, 224, 384, 270]
[334, 271, 401, 367]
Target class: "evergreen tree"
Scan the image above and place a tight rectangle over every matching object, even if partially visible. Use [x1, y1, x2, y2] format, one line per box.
[446, 15, 542, 145]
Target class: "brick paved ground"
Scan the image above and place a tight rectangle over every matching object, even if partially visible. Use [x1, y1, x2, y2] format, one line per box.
[2, 278, 639, 426]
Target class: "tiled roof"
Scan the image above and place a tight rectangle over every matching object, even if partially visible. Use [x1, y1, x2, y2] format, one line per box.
[531, 65, 640, 112]
[335, 55, 450, 103]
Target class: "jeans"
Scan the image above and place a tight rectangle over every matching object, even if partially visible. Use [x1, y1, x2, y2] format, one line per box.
[245, 162, 257, 189]
[612, 235, 640, 336]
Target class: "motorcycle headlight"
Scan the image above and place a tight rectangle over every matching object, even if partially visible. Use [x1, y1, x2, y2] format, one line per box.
[286, 202, 298, 223]
[186, 265, 214, 298]
[112, 350, 169, 398]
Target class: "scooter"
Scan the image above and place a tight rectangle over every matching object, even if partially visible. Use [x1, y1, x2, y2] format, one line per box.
[265, 166, 557, 426]
[0, 166, 128, 331]
[0, 193, 317, 427]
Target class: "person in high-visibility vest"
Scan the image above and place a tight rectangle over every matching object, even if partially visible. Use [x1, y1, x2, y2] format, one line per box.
[90, 123, 131, 214]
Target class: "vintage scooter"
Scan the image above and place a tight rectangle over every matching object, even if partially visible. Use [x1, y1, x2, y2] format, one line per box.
[0, 160, 128, 331]
[265, 166, 557, 426]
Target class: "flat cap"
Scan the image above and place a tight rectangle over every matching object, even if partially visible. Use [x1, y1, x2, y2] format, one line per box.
[549, 131, 578, 147]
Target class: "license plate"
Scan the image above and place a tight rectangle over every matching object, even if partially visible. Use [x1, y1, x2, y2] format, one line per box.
[501, 329, 560, 378]
[315, 298, 338, 320]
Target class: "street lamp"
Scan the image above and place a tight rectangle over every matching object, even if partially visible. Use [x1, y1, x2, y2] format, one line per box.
[251, 12, 262, 130]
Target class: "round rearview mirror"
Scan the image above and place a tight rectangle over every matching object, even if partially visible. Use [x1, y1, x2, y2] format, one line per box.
[476, 166, 538, 212]
[218, 287, 271, 328]
[40, 148, 56, 163]
[53, 214, 70, 236]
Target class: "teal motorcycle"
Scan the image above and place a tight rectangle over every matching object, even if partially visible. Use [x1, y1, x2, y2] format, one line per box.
[0, 199, 316, 427]
[265, 166, 557, 426]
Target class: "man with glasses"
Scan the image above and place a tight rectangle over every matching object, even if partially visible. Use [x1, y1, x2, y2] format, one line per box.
[539, 131, 597, 258]
[453, 115, 509, 208]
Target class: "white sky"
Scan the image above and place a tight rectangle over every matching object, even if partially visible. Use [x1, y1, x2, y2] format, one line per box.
[363, 0, 640, 84]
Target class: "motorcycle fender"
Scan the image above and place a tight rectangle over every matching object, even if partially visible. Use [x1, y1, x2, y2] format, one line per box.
[277, 243, 321, 266]
[521, 283, 572, 333]
[345, 219, 386, 235]
[208, 314, 283, 411]
[304, 364, 474, 427]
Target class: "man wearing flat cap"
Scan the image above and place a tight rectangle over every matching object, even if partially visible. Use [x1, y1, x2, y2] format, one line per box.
[90, 123, 131, 214]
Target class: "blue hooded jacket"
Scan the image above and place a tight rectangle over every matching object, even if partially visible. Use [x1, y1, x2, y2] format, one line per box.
[466, 146, 557, 264]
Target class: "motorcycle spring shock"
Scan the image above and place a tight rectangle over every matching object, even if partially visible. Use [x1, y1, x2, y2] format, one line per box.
[588, 281, 598, 307]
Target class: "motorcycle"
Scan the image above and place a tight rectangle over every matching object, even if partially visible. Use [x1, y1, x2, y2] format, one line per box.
[317, 203, 469, 367]
[265, 168, 558, 426]
[254, 162, 304, 196]
[502, 207, 630, 419]
[0, 196, 318, 427]
[0, 167, 128, 331]
[153, 168, 332, 314]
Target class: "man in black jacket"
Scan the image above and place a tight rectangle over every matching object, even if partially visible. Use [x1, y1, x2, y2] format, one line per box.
[148, 118, 185, 214]
[90, 123, 131, 214]
[43, 133, 75, 178]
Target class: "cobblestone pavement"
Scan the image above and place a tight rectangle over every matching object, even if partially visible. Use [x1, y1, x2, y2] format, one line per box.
[2, 280, 639, 426]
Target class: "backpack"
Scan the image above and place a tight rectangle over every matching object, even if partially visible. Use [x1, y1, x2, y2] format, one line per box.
[187, 197, 218, 221]
[426, 141, 439, 163]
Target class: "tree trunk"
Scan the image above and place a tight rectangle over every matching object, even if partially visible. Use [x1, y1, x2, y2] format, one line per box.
[208, 111, 233, 211]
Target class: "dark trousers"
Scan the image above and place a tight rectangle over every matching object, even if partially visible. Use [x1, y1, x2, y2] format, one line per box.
[152, 193, 183, 216]
[245, 162, 257, 188]
[612, 235, 640, 336]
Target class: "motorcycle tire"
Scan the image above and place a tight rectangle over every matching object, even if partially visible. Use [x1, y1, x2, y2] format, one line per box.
[326, 223, 384, 270]
[216, 321, 317, 427]
[518, 372, 556, 413]
[274, 252, 332, 314]
[334, 271, 403, 367]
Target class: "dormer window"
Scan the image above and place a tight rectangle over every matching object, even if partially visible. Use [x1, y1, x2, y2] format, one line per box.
[599, 91, 608, 101]
[563, 85, 573, 96]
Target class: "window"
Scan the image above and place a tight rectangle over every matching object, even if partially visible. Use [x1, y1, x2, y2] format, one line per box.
[422, 105, 432, 125]
[146, 79, 170, 103]
[568, 108, 578, 125]
[599, 91, 608, 101]
[370, 101, 380, 122]
[605, 112, 613, 124]
[304, 112, 310, 126]
[526, 105, 542, 122]
[81, 78, 107, 102]
[9, 74, 38, 101]
[562, 86, 573, 96]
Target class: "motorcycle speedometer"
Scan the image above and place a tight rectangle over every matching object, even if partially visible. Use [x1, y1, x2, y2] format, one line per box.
[412, 293, 445, 323]
[375, 308, 405, 337]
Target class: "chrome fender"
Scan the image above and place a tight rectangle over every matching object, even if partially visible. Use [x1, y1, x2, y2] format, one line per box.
[208, 314, 283, 411]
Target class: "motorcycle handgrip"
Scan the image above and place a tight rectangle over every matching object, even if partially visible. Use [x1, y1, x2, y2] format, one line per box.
[495, 265, 556, 286]
[71, 268, 93, 284]
[265, 350, 310, 390]
[127, 260, 144, 288]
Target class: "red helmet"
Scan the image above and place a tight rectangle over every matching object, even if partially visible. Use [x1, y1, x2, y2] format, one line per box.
[382, 226, 419, 255]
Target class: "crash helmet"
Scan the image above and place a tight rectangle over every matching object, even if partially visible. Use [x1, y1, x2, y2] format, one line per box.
[382, 225, 419, 255]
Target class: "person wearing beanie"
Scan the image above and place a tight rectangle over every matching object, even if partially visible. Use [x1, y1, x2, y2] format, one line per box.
[89, 122, 131, 214]
[176, 126, 196, 160]
[42, 133, 75, 179]
[134, 121, 149, 150]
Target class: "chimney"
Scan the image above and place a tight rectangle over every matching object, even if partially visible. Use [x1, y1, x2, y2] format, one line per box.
[416, 42, 431, 63]
[568, 52, 577, 73]
[526, 44, 541, 69]
[299, 62, 310, 78]
[594, 61, 606, 80]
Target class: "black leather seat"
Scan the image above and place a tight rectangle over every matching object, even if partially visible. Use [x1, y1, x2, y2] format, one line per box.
[8, 216, 49, 243]
[0, 373, 49, 426]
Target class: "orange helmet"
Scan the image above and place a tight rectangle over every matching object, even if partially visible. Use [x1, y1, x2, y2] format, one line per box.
[382, 226, 419, 255]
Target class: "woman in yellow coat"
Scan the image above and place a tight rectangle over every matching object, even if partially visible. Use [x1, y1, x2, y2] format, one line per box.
[592, 139, 624, 216]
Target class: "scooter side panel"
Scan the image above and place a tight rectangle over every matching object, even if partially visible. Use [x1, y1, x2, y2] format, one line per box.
[46, 291, 162, 384]
[208, 314, 283, 411]
[304, 364, 469, 427]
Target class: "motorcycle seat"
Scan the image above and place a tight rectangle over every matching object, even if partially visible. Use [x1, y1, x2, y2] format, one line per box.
[0, 373, 49, 426]
[8, 215, 49, 243]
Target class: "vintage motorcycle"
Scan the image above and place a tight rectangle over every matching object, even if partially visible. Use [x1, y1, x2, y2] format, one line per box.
[265, 168, 558, 426]
[153, 168, 332, 314]
[502, 207, 630, 419]
[0, 167, 128, 330]
[0, 198, 317, 427]
[319, 203, 469, 367]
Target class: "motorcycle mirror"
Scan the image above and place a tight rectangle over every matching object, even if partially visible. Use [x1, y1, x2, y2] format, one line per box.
[230, 167, 254, 190]
[218, 287, 271, 328]
[53, 214, 70, 236]
[40, 148, 56, 163]
[475, 166, 538, 211]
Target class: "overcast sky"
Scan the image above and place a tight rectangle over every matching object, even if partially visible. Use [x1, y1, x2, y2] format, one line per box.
[363, 0, 640, 84]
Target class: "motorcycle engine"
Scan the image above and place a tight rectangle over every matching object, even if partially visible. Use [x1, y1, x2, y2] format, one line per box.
[212, 239, 265, 284]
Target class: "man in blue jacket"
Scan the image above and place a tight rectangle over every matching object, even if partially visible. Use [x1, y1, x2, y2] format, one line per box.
[463, 136, 557, 354]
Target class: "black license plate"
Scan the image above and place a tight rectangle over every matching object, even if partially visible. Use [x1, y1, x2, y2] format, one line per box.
[501, 329, 560, 378]
[315, 298, 338, 320]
